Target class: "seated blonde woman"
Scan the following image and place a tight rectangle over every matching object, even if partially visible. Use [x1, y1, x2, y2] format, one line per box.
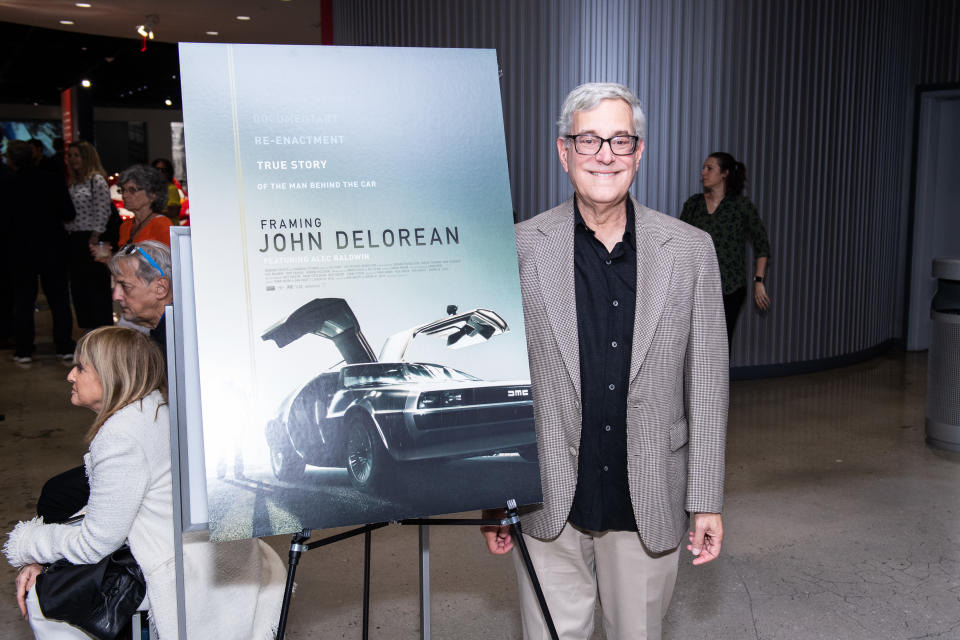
[5, 327, 285, 638]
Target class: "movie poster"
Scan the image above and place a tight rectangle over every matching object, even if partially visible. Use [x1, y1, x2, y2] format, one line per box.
[179, 44, 540, 541]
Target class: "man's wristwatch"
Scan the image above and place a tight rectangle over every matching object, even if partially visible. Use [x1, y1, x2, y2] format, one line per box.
[754, 276, 764, 283]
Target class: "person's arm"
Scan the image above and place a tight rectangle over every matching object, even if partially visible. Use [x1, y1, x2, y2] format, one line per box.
[4, 431, 149, 567]
[678, 195, 696, 223]
[743, 199, 771, 311]
[753, 256, 770, 310]
[683, 237, 729, 565]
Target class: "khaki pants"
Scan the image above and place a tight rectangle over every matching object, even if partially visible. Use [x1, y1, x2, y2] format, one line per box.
[513, 523, 679, 640]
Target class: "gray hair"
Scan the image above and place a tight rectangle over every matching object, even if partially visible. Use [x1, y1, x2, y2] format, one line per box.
[557, 83, 646, 140]
[118, 164, 168, 213]
[109, 240, 172, 284]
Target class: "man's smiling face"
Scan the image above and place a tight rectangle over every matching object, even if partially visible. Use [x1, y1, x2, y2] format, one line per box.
[557, 98, 644, 214]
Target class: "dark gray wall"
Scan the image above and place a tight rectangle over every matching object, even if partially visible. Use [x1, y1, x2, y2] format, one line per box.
[333, 0, 960, 369]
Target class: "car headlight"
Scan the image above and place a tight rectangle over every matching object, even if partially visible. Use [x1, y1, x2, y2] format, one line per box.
[418, 390, 465, 409]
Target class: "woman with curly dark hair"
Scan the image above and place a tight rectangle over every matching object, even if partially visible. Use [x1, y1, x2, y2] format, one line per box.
[680, 152, 771, 347]
[114, 164, 173, 248]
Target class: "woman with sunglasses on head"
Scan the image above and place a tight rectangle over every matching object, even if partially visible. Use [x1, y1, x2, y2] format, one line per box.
[5, 326, 285, 639]
[65, 141, 114, 330]
[680, 152, 771, 348]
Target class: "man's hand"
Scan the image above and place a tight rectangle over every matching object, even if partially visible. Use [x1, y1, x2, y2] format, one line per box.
[15, 563, 43, 619]
[687, 513, 723, 565]
[480, 508, 513, 554]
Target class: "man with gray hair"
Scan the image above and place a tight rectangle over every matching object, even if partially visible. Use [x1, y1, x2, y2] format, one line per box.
[483, 83, 728, 638]
[108, 240, 173, 350]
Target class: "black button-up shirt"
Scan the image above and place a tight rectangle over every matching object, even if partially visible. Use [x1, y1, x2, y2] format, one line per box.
[567, 199, 638, 532]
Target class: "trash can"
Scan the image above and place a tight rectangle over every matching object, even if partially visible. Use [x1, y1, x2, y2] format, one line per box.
[926, 258, 960, 452]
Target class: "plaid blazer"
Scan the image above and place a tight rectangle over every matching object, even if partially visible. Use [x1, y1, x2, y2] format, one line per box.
[516, 197, 728, 553]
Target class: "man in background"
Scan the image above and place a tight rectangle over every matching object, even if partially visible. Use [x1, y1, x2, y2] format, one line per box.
[2, 140, 76, 364]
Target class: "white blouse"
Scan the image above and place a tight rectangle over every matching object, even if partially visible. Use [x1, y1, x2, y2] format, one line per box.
[65, 174, 111, 233]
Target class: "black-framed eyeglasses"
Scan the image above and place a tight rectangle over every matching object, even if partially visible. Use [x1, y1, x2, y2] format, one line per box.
[565, 134, 639, 156]
[120, 244, 165, 277]
[118, 185, 144, 196]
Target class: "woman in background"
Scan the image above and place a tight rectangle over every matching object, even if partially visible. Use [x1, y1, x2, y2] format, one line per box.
[680, 152, 771, 347]
[65, 141, 114, 329]
[151, 158, 184, 222]
[113, 165, 173, 249]
[6, 327, 286, 639]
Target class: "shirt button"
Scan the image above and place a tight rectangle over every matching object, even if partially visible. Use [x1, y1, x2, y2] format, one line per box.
[605, 259, 612, 265]
[611, 341, 617, 348]
[608, 383, 615, 391]
[612, 300, 619, 307]
[604, 425, 612, 432]
[603, 465, 609, 472]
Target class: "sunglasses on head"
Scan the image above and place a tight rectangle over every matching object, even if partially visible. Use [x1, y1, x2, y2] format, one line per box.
[120, 245, 165, 277]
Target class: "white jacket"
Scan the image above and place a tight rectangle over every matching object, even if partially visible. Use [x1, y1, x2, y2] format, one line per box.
[5, 391, 286, 639]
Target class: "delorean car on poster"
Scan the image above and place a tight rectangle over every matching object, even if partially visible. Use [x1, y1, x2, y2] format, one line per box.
[261, 298, 536, 491]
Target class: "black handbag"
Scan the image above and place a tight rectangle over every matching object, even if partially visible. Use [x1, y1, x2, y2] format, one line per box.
[34, 545, 147, 640]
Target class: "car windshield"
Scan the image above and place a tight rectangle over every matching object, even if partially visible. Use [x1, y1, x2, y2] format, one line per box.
[342, 363, 479, 387]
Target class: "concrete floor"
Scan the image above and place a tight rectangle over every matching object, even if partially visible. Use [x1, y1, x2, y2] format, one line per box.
[2, 316, 959, 639]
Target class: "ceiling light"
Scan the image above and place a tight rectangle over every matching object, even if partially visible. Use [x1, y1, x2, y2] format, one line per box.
[164, 99, 173, 106]
[236, 16, 251, 21]
[136, 14, 158, 40]
[60, 19, 75, 25]
[81, 79, 91, 88]
[76, 3, 92, 7]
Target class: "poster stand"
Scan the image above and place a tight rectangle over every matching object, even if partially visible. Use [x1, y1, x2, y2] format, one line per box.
[275, 499, 558, 640]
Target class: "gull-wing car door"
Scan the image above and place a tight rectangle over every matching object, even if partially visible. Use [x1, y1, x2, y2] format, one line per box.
[261, 298, 377, 364]
[378, 307, 509, 362]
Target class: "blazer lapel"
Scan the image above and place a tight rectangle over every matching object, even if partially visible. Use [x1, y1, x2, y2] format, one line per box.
[630, 203, 674, 383]
[534, 203, 581, 400]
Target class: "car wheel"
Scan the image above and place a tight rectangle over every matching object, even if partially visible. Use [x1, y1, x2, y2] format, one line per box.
[270, 437, 306, 482]
[517, 444, 539, 463]
[346, 414, 393, 492]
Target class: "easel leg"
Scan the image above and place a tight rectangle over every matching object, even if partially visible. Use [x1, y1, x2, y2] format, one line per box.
[363, 529, 372, 640]
[277, 529, 311, 640]
[505, 500, 559, 640]
[419, 524, 430, 640]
